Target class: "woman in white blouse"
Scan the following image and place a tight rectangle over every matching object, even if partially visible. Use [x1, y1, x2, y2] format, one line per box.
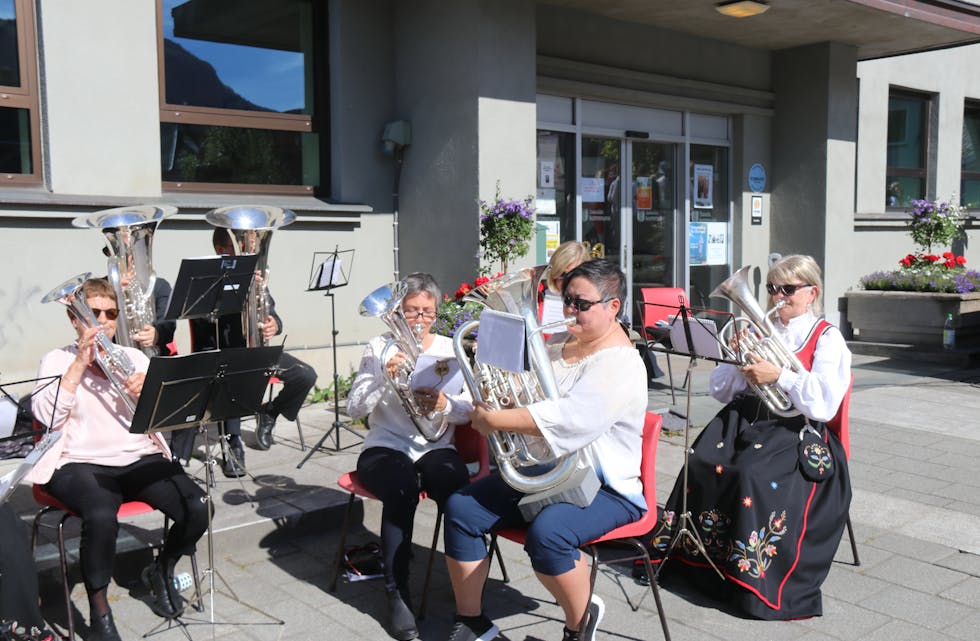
[442, 260, 648, 641]
[346, 272, 473, 641]
[649, 254, 852, 621]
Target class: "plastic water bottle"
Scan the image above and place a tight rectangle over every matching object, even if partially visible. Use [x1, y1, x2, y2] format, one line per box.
[173, 571, 193, 593]
[943, 313, 955, 351]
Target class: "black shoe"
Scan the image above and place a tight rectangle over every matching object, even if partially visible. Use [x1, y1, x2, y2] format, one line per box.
[254, 410, 276, 450]
[222, 436, 246, 478]
[385, 588, 418, 640]
[447, 614, 499, 641]
[141, 561, 179, 618]
[89, 611, 122, 641]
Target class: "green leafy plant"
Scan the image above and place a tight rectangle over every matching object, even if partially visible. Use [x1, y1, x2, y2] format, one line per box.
[906, 198, 964, 253]
[478, 182, 535, 275]
[307, 371, 357, 404]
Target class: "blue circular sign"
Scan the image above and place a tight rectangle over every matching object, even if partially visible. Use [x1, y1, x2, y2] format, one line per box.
[748, 163, 766, 193]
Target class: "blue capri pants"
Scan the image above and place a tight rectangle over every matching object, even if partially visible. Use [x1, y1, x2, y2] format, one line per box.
[444, 472, 643, 576]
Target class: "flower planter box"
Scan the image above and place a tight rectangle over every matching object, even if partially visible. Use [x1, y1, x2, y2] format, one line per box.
[844, 290, 980, 348]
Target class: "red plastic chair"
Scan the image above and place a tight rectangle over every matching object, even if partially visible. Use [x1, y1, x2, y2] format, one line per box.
[490, 412, 671, 641]
[29, 424, 202, 640]
[828, 374, 859, 565]
[329, 423, 500, 618]
[266, 375, 306, 450]
[636, 287, 690, 403]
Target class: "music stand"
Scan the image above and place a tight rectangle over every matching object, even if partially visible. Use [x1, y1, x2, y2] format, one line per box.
[649, 299, 738, 581]
[298, 247, 360, 468]
[0, 375, 61, 504]
[133, 347, 285, 637]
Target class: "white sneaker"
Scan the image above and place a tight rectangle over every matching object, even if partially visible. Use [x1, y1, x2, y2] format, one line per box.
[447, 614, 499, 641]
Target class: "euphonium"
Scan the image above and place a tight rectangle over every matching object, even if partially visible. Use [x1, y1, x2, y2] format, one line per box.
[205, 205, 296, 348]
[42, 273, 137, 414]
[73, 205, 175, 357]
[452, 265, 581, 494]
[359, 281, 450, 442]
[710, 265, 805, 417]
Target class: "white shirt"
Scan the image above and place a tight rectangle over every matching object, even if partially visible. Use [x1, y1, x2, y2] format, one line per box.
[347, 334, 473, 461]
[526, 339, 648, 510]
[709, 311, 852, 422]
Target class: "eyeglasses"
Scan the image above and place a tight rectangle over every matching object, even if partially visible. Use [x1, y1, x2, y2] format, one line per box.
[766, 283, 813, 297]
[91, 307, 120, 320]
[402, 309, 437, 320]
[562, 295, 613, 312]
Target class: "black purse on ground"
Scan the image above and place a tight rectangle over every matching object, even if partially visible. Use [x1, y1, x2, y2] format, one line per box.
[798, 422, 834, 482]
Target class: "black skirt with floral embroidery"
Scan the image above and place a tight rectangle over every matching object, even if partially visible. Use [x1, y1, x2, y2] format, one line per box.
[650, 396, 851, 620]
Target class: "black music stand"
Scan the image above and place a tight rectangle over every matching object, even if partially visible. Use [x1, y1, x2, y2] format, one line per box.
[652, 300, 738, 581]
[298, 247, 360, 468]
[133, 347, 285, 637]
[0, 375, 61, 504]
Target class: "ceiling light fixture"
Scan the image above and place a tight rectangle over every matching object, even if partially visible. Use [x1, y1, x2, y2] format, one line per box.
[715, 0, 770, 18]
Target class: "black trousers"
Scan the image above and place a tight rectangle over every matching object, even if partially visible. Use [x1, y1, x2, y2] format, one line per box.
[0, 504, 45, 629]
[44, 454, 210, 593]
[169, 352, 317, 460]
[356, 446, 469, 590]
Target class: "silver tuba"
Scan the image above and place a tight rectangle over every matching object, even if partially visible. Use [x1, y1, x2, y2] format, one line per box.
[452, 265, 581, 494]
[42, 273, 138, 414]
[710, 265, 805, 417]
[205, 205, 296, 348]
[359, 281, 450, 442]
[73, 205, 175, 357]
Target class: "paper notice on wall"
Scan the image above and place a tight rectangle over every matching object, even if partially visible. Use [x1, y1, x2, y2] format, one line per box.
[705, 222, 728, 265]
[540, 161, 555, 188]
[581, 177, 605, 203]
[689, 222, 707, 266]
[536, 188, 557, 215]
[636, 176, 653, 210]
[694, 164, 714, 209]
[541, 220, 560, 257]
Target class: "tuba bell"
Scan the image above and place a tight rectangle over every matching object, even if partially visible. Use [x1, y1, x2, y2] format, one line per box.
[205, 205, 296, 348]
[452, 265, 581, 494]
[710, 265, 805, 417]
[73, 205, 176, 357]
[359, 281, 450, 442]
[42, 273, 138, 414]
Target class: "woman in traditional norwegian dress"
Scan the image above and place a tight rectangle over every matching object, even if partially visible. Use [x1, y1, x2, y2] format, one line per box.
[650, 254, 852, 620]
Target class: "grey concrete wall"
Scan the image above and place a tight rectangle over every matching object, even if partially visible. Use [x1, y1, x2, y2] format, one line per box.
[733, 113, 774, 295]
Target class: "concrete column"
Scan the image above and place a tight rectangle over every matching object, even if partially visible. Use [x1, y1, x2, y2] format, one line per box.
[772, 42, 857, 324]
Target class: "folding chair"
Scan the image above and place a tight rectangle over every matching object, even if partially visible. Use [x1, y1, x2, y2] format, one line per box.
[636, 287, 690, 404]
[490, 412, 671, 640]
[265, 375, 306, 450]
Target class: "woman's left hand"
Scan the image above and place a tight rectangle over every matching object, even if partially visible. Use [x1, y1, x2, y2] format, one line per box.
[740, 354, 782, 386]
[413, 387, 446, 414]
[261, 316, 278, 340]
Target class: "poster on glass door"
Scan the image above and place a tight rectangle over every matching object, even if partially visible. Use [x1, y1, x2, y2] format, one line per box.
[689, 221, 727, 266]
[693, 164, 713, 209]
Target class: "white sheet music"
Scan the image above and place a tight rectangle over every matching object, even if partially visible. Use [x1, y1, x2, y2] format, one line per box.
[475, 310, 527, 373]
[540, 292, 566, 326]
[410, 354, 464, 395]
[317, 255, 344, 288]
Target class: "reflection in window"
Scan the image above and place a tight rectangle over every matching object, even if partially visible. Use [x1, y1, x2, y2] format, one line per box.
[0, 106, 31, 173]
[536, 131, 576, 248]
[0, 0, 37, 182]
[0, 0, 21, 87]
[962, 103, 980, 210]
[159, 0, 321, 192]
[886, 90, 929, 208]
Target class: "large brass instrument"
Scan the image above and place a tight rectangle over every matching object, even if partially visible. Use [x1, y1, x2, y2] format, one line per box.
[205, 205, 296, 347]
[710, 265, 805, 417]
[359, 281, 450, 442]
[73, 205, 175, 357]
[42, 273, 137, 414]
[452, 265, 582, 494]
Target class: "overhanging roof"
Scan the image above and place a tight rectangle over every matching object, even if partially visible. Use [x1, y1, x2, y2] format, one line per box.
[538, 0, 980, 59]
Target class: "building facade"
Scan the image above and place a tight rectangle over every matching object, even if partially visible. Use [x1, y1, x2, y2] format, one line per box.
[2, 0, 979, 381]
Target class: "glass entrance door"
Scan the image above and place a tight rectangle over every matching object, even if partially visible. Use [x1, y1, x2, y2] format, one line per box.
[630, 141, 676, 308]
[581, 137, 622, 267]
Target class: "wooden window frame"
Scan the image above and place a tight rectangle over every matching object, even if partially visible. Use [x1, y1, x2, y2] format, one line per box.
[155, 0, 322, 196]
[885, 88, 932, 210]
[0, 0, 41, 185]
[962, 100, 980, 211]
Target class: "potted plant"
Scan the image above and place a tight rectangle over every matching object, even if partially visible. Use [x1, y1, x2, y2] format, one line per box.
[478, 183, 535, 275]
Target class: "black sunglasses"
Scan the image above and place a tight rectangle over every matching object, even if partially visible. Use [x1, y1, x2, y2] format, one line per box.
[562, 295, 613, 312]
[766, 283, 812, 297]
[90, 307, 120, 320]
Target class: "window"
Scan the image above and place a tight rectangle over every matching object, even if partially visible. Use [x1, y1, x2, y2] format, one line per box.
[0, 0, 40, 184]
[962, 102, 980, 210]
[158, 0, 325, 195]
[886, 89, 930, 208]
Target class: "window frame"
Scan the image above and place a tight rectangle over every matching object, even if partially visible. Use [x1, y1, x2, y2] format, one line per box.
[885, 87, 932, 211]
[155, 0, 323, 196]
[0, 0, 41, 185]
[962, 100, 980, 211]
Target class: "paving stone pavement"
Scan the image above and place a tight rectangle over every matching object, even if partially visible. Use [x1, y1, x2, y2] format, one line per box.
[3, 352, 980, 641]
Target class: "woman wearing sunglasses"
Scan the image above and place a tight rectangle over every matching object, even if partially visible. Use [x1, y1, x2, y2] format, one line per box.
[443, 259, 647, 641]
[649, 254, 852, 621]
[29, 277, 210, 641]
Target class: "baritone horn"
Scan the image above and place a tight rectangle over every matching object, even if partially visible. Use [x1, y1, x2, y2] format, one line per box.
[205, 205, 296, 348]
[42, 273, 137, 414]
[710, 265, 805, 417]
[73, 205, 175, 357]
[359, 281, 450, 442]
[452, 265, 582, 494]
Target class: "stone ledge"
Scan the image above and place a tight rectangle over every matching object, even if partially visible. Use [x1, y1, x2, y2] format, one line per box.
[846, 340, 980, 367]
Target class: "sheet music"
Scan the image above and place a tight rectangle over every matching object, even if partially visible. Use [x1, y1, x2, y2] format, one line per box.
[410, 354, 463, 395]
[541, 292, 566, 326]
[475, 310, 528, 373]
[668, 315, 723, 359]
[317, 255, 344, 289]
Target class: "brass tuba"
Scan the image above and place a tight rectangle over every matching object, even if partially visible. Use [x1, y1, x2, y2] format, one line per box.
[205, 205, 296, 348]
[359, 281, 450, 442]
[452, 265, 581, 494]
[42, 273, 138, 414]
[73, 205, 175, 357]
[710, 265, 805, 417]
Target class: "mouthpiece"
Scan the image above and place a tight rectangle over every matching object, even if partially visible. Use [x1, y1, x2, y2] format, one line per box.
[534, 317, 577, 334]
